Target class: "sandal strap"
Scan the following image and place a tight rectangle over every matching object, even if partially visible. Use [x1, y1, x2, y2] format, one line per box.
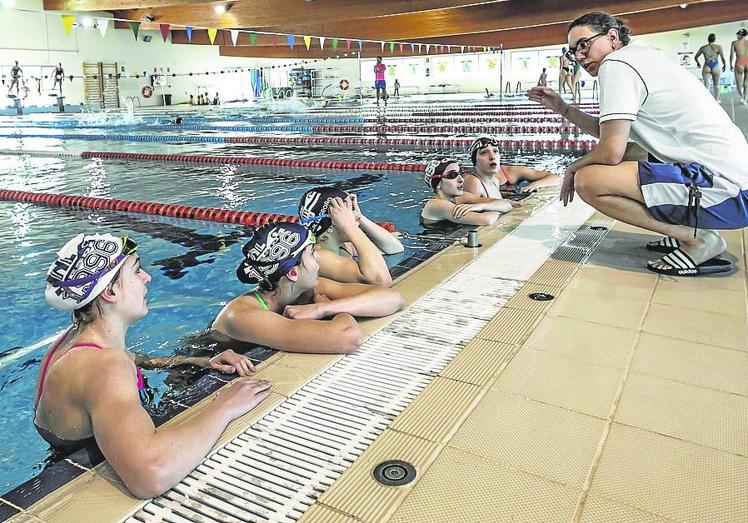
[661, 248, 696, 270]
[660, 237, 680, 248]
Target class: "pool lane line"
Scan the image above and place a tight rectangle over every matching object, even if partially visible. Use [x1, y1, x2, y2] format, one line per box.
[0, 189, 397, 233]
[0, 136, 597, 152]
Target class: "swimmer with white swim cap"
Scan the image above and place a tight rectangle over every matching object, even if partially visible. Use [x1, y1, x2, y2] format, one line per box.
[35, 233, 269, 498]
[212, 222, 404, 354]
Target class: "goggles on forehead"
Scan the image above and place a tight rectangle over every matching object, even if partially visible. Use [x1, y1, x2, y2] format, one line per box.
[47, 236, 138, 299]
[468, 136, 499, 155]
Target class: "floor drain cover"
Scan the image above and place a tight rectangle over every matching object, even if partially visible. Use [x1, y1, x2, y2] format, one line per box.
[529, 292, 555, 301]
[589, 226, 608, 231]
[372, 460, 417, 486]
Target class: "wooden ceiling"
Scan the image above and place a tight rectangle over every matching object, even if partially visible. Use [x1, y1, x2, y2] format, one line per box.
[43, 0, 748, 58]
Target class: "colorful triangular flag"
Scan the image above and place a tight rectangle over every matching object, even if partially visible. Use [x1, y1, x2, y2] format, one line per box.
[97, 18, 109, 38]
[130, 21, 140, 41]
[287, 34, 295, 48]
[346, 39, 351, 50]
[61, 15, 75, 36]
[159, 24, 170, 42]
[185, 26, 192, 43]
[425, 44, 431, 54]
[304, 35, 311, 50]
[399, 43, 404, 52]
[410, 43, 415, 52]
[332, 38, 338, 49]
[207, 28, 218, 45]
[460, 45, 465, 53]
[380, 41, 385, 52]
[249, 32, 257, 45]
[389, 42, 394, 53]
[230, 30, 239, 46]
[357, 40, 363, 51]
[319, 36, 325, 49]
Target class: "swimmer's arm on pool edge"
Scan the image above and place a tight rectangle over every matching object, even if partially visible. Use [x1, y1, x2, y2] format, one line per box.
[310, 277, 405, 318]
[218, 302, 363, 354]
[503, 166, 561, 191]
[422, 199, 499, 226]
[132, 350, 255, 376]
[85, 350, 270, 498]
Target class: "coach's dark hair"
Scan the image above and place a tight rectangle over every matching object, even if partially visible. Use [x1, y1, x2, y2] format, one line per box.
[568, 12, 631, 46]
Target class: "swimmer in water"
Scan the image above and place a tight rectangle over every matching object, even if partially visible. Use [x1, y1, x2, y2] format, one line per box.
[463, 134, 561, 199]
[420, 158, 514, 226]
[34, 233, 270, 498]
[299, 187, 403, 286]
[695, 33, 726, 101]
[211, 222, 404, 353]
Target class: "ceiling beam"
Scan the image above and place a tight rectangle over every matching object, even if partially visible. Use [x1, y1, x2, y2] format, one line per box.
[207, 0, 747, 58]
[107, 1, 508, 26]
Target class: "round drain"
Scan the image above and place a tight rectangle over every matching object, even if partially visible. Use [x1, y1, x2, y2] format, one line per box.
[529, 292, 555, 301]
[372, 460, 417, 486]
[589, 226, 608, 231]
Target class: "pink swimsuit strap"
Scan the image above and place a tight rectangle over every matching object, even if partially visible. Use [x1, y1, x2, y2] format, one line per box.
[35, 330, 143, 407]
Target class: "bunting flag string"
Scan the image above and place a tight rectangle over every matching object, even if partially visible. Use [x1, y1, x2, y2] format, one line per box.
[49, 10, 499, 57]
[207, 28, 217, 45]
[97, 18, 109, 38]
[130, 21, 140, 41]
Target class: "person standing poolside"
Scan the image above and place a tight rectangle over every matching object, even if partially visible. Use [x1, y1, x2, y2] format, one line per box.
[374, 56, 387, 106]
[393, 78, 400, 98]
[212, 222, 404, 354]
[421, 159, 513, 226]
[52, 63, 64, 94]
[299, 187, 403, 286]
[35, 233, 271, 498]
[538, 68, 548, 87]
[8, 61, 22, 96]
[695, 33, 726, 101]
[528, 11, 748, 277]
[464, 134, 560, 198]
[571, 59, 583, 101]
[559, 49, 574, 94]
[730, 28, 748, 104]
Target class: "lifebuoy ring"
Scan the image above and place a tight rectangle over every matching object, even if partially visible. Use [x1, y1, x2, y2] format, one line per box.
[339, 79, 350, 90]
[141, 85, 153, 98]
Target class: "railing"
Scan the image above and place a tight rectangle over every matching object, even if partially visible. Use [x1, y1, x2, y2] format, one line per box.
[125, 96, 141, 108]
[515, 81, 522, 94]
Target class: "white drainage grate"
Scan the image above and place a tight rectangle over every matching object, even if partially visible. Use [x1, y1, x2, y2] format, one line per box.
[125, 200, 604, 523]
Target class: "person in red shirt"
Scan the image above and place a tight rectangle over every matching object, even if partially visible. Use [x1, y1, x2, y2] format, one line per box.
[374, 56, 387, 106]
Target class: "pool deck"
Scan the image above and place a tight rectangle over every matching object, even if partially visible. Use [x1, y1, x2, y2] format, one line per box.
[2, 96, 747, 522]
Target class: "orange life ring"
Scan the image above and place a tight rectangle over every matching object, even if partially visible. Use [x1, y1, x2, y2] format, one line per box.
[141, 85, 153, 98]
[339, 79, 350, 91]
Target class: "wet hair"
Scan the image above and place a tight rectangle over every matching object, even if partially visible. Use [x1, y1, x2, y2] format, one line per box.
[708, 33, 716, 43]
[568, 12, 631, 46]
[376, 56, 382, 61]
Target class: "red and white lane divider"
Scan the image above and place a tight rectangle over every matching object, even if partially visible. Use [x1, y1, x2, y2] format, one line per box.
[311, 124, 582, 134]
[0, 189, 398, 231]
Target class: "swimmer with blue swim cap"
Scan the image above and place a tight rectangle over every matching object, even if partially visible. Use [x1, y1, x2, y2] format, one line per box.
[212, 221, 404, 354]
[35, 232, 270, 499]
[420, 158, 513, 226]
[298, 186, 403, 287]
[464, 134, 561, 199]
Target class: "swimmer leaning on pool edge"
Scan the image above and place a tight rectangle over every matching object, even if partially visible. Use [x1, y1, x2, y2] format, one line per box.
[34, 233, 270, 498]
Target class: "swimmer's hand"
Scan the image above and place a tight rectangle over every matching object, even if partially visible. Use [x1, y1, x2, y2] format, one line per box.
[213, 379, 271, 421]
[329, 197, 359, 236]
[519, 181, 541, 193]
[509, 200, 523, 207]
[527, 86, 566, 114]
[209, 349, 255, 376]
[347, 193, 363, 222]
